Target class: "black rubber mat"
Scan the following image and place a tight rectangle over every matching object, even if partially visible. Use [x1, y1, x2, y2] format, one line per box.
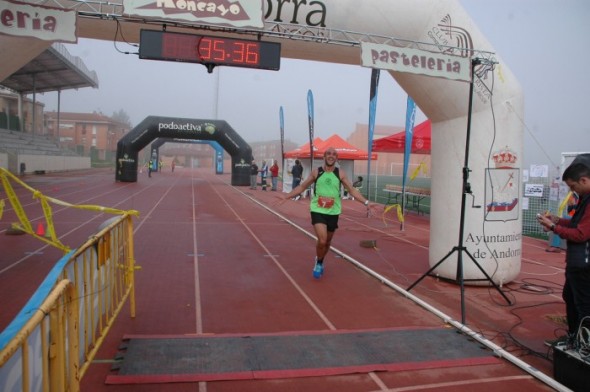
[106, 327, 499, 384]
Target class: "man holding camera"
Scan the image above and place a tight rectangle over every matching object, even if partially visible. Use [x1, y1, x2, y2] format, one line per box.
[538, 154, 590, 346]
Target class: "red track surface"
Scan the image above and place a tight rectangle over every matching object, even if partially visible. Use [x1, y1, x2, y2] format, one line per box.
[0, 167, 569, 391]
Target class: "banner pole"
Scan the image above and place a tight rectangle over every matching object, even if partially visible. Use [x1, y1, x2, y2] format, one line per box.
[401, 96, 417, 231]
[367, 69, 380, 218]
[307, 90, 315, 174]
[279, 106, 285, 161]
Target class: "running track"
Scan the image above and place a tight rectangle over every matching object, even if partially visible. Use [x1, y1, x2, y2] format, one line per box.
[0, 167, 569, 391]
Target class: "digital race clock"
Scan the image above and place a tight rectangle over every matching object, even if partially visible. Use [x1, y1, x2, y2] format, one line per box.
[139, 30, 281, 71]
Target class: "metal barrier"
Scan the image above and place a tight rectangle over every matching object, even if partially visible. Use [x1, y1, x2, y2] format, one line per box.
[0, 213, 137, 392]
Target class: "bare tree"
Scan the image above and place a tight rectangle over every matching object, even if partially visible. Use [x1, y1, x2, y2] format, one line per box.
[111, 109, 132, 127]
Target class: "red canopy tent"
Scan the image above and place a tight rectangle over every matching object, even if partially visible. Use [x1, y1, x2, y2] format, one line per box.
[283, 137, 323, 159]
[284, 134, 377, 160]
[283, 135, 377, 192]
[282, 134, 376, 193]
[372, 119, 431, 154]
[317, 134, 377, 160]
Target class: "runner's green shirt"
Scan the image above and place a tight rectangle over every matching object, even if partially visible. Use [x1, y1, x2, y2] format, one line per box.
[310, 168, 341, 215]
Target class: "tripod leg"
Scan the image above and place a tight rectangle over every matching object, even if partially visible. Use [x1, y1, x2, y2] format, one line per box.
[407, 247, 459, 291]
[464, 249, 512, 305]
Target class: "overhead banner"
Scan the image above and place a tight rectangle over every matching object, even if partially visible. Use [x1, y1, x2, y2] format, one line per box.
[0, 0, 77, 43]
[360, 42, 470, 82]
[123, 0, 265, 29]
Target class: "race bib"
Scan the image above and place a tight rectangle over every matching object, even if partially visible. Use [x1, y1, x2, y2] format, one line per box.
[317, 196, 335, 209]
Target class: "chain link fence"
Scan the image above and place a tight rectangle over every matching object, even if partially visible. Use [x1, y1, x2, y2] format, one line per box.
[522, 169, 557, 240]
[360, 152, 587, 242]
[520, 152, 587, 240]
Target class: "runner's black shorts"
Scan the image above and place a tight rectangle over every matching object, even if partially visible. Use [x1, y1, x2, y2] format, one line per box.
[311, 212, 339, 232]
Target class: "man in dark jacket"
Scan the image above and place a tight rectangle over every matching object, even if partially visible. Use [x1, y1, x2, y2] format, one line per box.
[250, 160, 259, 190]
[538, 154, 590, 345]
[291, 160, 303, 189]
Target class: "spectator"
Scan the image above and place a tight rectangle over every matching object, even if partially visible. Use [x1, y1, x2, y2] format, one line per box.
[259, 160, 268, 191]
[250, 160, 258, 190]
[538, 155, 590, 346]
[291, 159, 303, 193]
[270, 159, 279, 191]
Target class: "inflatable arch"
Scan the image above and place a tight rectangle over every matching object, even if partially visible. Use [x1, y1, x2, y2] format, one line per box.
[6, 0, 524, 284]
[149, 138, 225, 174]
[115, 116, 252, 185]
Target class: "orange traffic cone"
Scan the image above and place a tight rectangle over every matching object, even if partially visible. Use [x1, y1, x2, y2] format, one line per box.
[36, 222, 46, 236]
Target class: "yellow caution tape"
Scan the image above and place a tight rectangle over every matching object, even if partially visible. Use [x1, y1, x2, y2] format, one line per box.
[409, 161, 428, 181]
[383, 203, 404, 226]
[557, 191, 573, 218]
[1, 168, 139, 253]
[410, 163, 421, 181]
[1, 170, 33, 233]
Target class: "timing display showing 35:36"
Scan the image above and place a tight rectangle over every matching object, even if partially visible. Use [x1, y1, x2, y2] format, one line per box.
[139, 30, 281, 71]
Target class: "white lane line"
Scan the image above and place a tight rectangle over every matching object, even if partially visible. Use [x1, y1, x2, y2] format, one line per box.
[192, 172, 204, 335]
[210, 182, 337, 331]
[208, 181, 395, 390]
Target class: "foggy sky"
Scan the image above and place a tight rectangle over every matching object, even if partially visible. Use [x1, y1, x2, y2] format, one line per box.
[38, 0, 590, 168]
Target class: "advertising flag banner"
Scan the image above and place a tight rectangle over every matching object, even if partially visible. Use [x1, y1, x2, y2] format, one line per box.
[401, 96, 417, 229]
[279, 106, 285, 159]
[368, 69, 380, 151]
[367, 69, 380, 207]
[403, 96, 417, 188]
